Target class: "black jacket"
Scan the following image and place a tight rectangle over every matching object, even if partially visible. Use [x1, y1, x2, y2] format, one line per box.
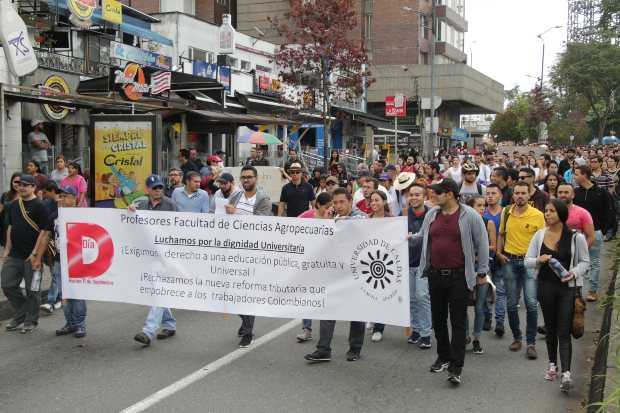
[574, 183, 612, 232]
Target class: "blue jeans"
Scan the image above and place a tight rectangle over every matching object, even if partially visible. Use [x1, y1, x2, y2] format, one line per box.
[372, 267, 431, 337]
[466, 282, 490, 338]
[410, 266, 432, 337]
[484, 261, 506, 326]
[302, 319, 312, 330]
[143, 307, 176, 340]
[63, 299, 87, 328]
[587, 230, 603, 292]
[47, 261, 62, 304]
[503, 258, 538, 345]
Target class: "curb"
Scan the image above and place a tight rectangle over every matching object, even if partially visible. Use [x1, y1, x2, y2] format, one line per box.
[0, 290, 50, 321]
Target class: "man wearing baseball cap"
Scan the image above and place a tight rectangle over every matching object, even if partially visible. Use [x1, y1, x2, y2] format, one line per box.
[210, 172, 240, 214]
[130, 175, 178, 347]
[278, 162, 315, 217]
[410, 178, 489, 386]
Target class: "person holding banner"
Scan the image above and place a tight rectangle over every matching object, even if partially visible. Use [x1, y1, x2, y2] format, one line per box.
[304, 187, 367, 363]
[226, 165, 272, 347]
[210, 173, 240, 214]
[413, 178, 489, 386]
[171, 171, 210, 213]
[131, 175, 179, 347]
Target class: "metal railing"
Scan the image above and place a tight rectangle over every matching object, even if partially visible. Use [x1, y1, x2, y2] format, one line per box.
[299, 150, 367, 172]
[34, 49, 110, 78]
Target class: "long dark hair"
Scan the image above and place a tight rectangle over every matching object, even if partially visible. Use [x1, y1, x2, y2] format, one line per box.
[369, 190, 391, 217]
[543, 173, 563, 197]
[4, 172, 20, 201]
[548, 199, 573, 253]
[68, 161, 83, 176]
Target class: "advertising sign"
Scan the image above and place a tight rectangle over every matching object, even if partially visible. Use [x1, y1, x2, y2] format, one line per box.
[218, 14, 235, 55]
[57, 209, 410, 326]
[385, 94, 406, 117]
[110, 41, 172, 71]
[67, 0, 97, 28]
[41, 75, 71, 121]
[91, 116, 154, 208]
[193, 61, 218, 80]
[102, 0, 123, 25]
[219, 66, 231, 91]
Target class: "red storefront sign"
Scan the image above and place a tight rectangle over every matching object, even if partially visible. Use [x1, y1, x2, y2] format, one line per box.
[385, 94, 407, 117]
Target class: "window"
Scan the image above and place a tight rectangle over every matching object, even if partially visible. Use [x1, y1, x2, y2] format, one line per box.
[217, 0, 228, 4]
[241, 60, 252, 71]
[228, 57, 239, 69]
[364, 14, 372, 40]
[189, 47, 215, 63]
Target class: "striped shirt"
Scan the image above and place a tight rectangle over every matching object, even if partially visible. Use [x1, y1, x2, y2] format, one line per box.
[235, 193, 256, 215]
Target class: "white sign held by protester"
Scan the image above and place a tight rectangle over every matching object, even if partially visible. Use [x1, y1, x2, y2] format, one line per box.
[57, 208, 410, 326]
[224, 166, 285, 202]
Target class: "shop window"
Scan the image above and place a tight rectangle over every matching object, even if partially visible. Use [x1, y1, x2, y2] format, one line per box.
[241, 60, 252, 71]
[228, 57, 239, 69]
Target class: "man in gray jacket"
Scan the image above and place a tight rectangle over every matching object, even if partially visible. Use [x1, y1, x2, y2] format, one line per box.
[412, 178, 489, 386]
[226, 165, 272, 347]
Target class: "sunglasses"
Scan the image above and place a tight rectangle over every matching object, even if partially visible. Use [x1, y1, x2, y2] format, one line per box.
[289, 171, 302, 175]
[240, 175, 256, 180]
[326, 182, 337, 186]
[12, 181, 20, 185]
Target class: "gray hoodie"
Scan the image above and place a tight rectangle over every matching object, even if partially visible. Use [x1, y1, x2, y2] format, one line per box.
[413, 204, 490, 291]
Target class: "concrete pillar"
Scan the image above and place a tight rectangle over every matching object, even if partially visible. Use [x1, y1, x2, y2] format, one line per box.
[77, 126, 88, 168]
[180, 113, 187, 149]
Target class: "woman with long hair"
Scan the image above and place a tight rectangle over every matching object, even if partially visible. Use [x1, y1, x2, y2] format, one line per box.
[368, 190, 392, 342]
[0, 173, 21, 246]
[328, 150, 341, 176]
[25, 160, 47, 191]
[525, 199, 589, 393]
[542, 173, 563, 199]
[50, 155, 69, 185]
[60, 162, 88, 207]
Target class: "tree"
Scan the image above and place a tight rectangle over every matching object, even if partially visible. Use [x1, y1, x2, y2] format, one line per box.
[550, 42, 620, 138]
[270, 0, 372, 165]
[489, 108, 520, 142]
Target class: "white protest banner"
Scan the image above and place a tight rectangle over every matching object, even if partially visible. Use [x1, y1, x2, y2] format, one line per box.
[224, 166, 284, 202]
[57, 208, 410, 326]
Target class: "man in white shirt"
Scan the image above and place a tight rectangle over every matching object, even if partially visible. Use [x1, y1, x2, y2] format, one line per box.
[353, 172, 388, 207]
[445, 157, 462, 184]
[226, 165, 272, 347]
[379, 173, 401, 216]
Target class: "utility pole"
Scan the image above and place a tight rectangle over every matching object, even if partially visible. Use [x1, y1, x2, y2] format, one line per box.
[426, 0, 437, 160]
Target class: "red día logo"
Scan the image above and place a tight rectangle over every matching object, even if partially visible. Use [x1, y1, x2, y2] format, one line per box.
[67, 223, 114, 278]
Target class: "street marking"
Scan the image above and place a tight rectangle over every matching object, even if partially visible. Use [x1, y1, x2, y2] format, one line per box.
[119, 319, 300, 413]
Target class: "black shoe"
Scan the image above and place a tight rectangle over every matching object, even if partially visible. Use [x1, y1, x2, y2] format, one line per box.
[5, 320, 24, 332]
[239, 334, 253, 348]
[495, 324, 505, 338]
[237, 326, 244, 337]
[56, 325, 78, 336]
[407, 331, 421, 344]
[417, 336, 432, 349]
[430, 358, 450, 373]
[20, 322, 37, 334]
[472, 340, 483, 354]
[483, 318, 492, 331]
[447, 372, 462, 386]
[157, 329, 176, 339]
[346, 350, 361, 362]
[74, 327, 87, 338]
[134, 332, 151, 346]
[304, 350, 332, 363]
[537, 325, 547, 336]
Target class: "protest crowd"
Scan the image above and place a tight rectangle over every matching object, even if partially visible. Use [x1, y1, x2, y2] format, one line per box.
[2, 139, 620, 392]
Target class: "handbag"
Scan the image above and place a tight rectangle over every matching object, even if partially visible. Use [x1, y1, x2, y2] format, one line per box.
[569, 233, 585, 339]
[18, 198, 56, 266]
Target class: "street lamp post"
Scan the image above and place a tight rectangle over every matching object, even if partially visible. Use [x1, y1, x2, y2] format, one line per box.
[536, 25, 562, 88]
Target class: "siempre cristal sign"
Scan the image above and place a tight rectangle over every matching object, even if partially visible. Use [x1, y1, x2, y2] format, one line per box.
[110, 41, 172, 71]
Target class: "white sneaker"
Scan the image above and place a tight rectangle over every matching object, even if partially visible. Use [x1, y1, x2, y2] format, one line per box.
[560, 371, 572, 393]
[53, 301, 62, 310]
[40, 303, 53, 314]
[371, 331, 383, 342]
[544, 363, 558, 381]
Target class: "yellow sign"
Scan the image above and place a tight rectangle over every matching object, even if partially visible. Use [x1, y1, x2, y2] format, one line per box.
[102, 0, 123, 25]
[94, 121, 152, 208]
[41, 75, 71, 121]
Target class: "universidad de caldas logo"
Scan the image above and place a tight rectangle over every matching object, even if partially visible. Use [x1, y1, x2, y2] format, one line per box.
[350, 238, 404, 302]
[66, 222, 114, 284]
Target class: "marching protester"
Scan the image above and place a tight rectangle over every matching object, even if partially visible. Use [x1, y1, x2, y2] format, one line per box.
[171, 171, 210, 213]
[483, 184, 506, 336]
[25, 160, 47, 192]
[131, 175, 178, 347]
[0, 173, 21, 247]
[557, 183, 595, 248]
[491, 167, 513, 207]
[464, 196, 496, 355]
[49, 155, 69, 185]
[459, 162, 485, 203]
[54, 186, 88, 338]
[355, 177, 378, 215]
[497, 181, 546, 359]
[165, 168, 184, 197]
[573, 165, 611, 302]
[178, 149, 199, 177]
[542, 173, 562, 199]
[518, 167, 549, 212]
[296, 191, 334, 343]
[305, 187, 366, 362]
[525, 199, 590, 393]
[412, 178, 489, 385]
[278, 162, 315, 217]
[210, 172, 240, 214]
[60, 162, 88, 207]
[1, 174, 50, 333]
[40, 181, 62, 314]
[226, 165, 273, 347]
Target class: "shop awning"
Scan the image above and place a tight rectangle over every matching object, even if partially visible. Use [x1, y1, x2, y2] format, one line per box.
[236, 91, 296, 113]
[331, 105, 393, 129]
[190, 110, 299, 126]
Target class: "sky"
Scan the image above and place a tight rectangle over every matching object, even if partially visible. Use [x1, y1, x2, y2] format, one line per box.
[465, 0, 568, 92]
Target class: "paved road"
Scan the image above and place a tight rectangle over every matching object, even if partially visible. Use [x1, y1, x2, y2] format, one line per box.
[1, 246, 614, 413]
